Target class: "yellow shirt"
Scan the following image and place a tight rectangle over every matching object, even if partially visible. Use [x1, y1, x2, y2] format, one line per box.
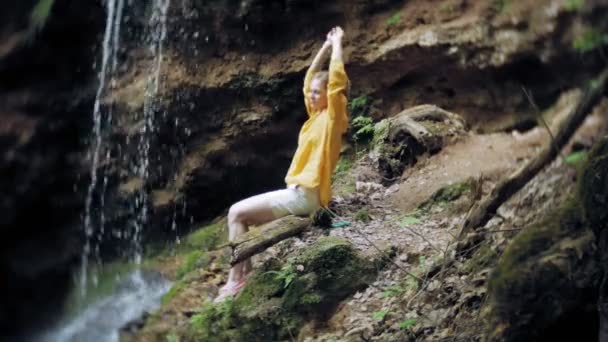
[284, 59, 349, 207]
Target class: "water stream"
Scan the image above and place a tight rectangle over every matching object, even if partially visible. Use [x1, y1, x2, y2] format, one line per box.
[50, 0, 175, 340]
[35, 270, 171, 342]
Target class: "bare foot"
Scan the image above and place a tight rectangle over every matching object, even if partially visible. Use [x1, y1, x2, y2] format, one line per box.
[214, 278, 248, 303]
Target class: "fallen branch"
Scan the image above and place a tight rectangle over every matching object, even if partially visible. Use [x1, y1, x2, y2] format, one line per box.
[227, 215, 311, 266]
[459, 69, 608, 238]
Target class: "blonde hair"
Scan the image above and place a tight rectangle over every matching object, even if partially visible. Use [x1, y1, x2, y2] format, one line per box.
[312, 71, 351, 97]
[312, 71, 329, 87]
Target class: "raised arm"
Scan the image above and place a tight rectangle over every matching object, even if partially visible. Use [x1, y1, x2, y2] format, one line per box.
[327, 27, 349, 132]
[303, 41, 331, 115]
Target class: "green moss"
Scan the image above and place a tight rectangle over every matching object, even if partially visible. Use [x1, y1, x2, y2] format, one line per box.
[182, 220, 225, 252]
[486, 198, 598, 340]
[579, 136, 608, 231]
[30, 0, 54, 32]
[565, 0, 585, 11]
[463, 243, 498, 274]
[332, 154, 356, 195]
[354, 208, 371, 222]
[419, 180, 472, 211]
[187, 237, 377, 341]
[161, 278, 187, 305]
[175, 250, 209, 280]
[573, 28, 608, 53]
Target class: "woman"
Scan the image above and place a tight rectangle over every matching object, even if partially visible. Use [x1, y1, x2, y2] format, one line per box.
[215, 26, 349, 302]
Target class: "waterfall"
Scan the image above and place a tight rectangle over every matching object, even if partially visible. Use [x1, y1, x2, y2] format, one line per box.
[81, 0, 171, 290]
[37, 0, 174, 340]
[132, 0, 171, 265]
[81, 0, 125, 294]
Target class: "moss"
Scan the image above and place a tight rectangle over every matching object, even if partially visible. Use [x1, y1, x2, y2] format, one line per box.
[332, 154, 357, 195]
[486, 198, 599, 341]
[354, 208, 371, 222]
[579, 136, 608, 233]
[187, 237, 377, 341]
[419, 180, 472, 211]
[463, 243, 498, 274]
[182, 220, 226, 252]
[29, 0, 54, 33]
[175, 250, 209, 280]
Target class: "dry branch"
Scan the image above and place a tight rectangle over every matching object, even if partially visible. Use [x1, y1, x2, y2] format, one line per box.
[459, 69, 608, 238]
[227, 215, 311, 266]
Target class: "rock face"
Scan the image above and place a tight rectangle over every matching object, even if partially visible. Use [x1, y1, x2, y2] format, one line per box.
[485, 137, 608, 341]
[0, 0, 104, 336]
[3, 0, 608, 337]
[101, 0, 608, 243]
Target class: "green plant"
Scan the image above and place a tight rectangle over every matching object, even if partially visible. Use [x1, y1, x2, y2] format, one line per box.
[573, 29, 608, 53]
[349, 95, 370, 117]
[494, 0, 509, 13]
[399, 216, 422, 227]
[354, 208, 371, 222]
[386, 12, 402, 27]
[565, 150, 588, 165]
[267, 260, 297, 289]
[399, 319, 417, 329]
[352, 116, 374, 142]
[439, 3, 457, 14]
[176, 250, 207, 279]
[372, 308, 391, 321]
[564, 0, 584, 12]
[166, 331, 178, 342]
[381, 285, 406, 298]
[30, 0, 54, 32]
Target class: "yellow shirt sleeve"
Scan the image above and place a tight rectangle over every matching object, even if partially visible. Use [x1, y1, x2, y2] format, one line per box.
[303, 67, 315, 117]
[327, 59, 349, 134]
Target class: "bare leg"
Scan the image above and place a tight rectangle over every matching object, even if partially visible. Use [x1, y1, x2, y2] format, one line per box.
[222, 193, 277, 289]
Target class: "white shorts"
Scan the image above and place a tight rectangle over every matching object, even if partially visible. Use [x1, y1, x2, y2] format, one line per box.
[242, 184, 320, 218]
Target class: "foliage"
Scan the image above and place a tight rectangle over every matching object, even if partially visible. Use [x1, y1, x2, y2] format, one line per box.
[267, 259, 297, 289]
[386, 12, 402, 27]
[494, 0, 509, 13]
[564, 150, 587, 165]
[187, 237, 377, 341]
[352, 116, 374, 142]
[354, 208, 371, 222]
[332, 155, 356, 194]
[573, 28, 608, 53]
[564, 0, 584, 12]
[399, 319, 417, 329]
[399, 215, 422, 227]
[30, 0, 54, 33]
[381, 284, 406, 298]
[372, 308, 390, 321]
[176, 250, 208, 279]
[439, 3, 457, 13]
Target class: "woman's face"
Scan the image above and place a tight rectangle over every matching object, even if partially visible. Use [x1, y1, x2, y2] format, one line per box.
[309, 78, 328, 111]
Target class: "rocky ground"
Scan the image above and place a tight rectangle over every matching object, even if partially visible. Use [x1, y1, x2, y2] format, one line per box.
[128, 91, 607, 341]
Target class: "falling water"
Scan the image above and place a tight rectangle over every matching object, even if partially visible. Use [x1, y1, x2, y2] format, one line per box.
[131, 0, 171, 265]
[37, 0, 173, 340]
[81, 0, 125, 294]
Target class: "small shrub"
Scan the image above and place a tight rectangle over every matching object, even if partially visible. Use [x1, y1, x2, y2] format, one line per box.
[354, 208, 371, 222]
[399, 319, 417, 329]
[495, 0, 509, 13]
[352, 116, 374, 142]
[564, 0, 584, 12]
[386, 12, 402, 27]
[573, 29, 608, 53]
[372, 308, 390, 321]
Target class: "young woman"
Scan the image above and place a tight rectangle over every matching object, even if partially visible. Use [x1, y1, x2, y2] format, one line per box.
[215, 26, 349, 302]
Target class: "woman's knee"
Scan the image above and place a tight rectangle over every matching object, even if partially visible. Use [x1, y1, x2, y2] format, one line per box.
[228, 203, 245, 224]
